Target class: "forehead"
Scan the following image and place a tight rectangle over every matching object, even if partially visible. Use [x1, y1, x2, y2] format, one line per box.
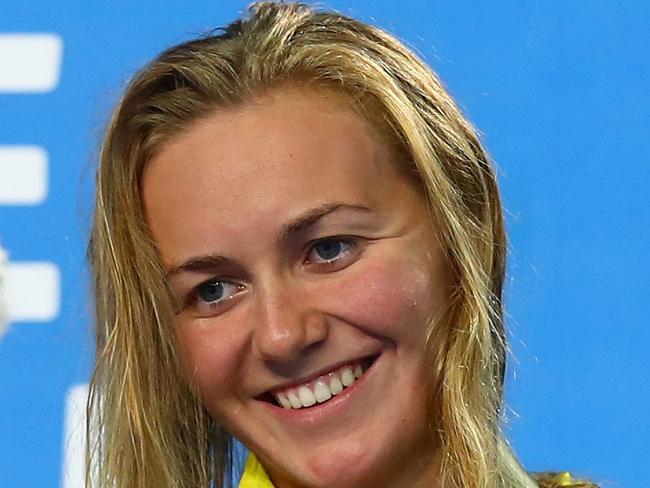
[145, 86, 396, 181]
[142, 87, 416, 263]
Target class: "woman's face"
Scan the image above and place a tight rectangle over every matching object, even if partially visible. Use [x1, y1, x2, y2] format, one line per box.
[143, 88, 448, 488]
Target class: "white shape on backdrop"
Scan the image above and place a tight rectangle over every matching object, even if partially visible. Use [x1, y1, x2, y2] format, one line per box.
[0, 34, 63, 92]
[61, 384, 89, 488]
[4, 261, 60, 322]
[0, 146, 49, 205]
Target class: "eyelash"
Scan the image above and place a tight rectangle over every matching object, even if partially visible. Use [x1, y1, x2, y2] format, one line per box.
[182, 236, 360, 317]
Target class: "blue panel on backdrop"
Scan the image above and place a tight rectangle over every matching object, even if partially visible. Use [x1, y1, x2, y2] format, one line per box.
[0, 1, 647, 487]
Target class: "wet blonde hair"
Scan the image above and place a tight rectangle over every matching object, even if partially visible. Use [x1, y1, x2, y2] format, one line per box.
[88, 2, 596, 488]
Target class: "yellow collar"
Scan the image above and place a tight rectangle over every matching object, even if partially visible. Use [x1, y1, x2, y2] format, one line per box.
[238, 453, 275, 488]
[237, 454, 578, 488]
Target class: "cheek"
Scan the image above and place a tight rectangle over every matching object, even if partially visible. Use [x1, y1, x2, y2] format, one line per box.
[175, 317, 249, 405]
[320, 253, 441, 344]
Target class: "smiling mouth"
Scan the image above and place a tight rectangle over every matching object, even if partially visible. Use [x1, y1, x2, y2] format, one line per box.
[263, 356, 378, 410]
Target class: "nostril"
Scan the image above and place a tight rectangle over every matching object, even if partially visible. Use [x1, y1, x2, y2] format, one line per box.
[253, 318, 328, 362]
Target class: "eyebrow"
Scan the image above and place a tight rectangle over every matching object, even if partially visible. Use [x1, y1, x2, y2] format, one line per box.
[166, 254, 232, 280]
[165, 202, 373, 280]
[277, 202, 372, 240]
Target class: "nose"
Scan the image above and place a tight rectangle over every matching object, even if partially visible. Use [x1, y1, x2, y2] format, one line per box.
[251, 278, 328, 363]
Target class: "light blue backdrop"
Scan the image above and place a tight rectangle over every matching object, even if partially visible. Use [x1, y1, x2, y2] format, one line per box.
[1, 1, 647, 487]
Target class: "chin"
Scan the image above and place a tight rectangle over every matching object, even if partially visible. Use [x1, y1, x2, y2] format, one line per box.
[265, 434, 428, 488]
[274, 455, 378, 488]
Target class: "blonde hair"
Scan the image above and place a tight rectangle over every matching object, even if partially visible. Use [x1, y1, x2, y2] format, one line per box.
[87, 2, 596, 488]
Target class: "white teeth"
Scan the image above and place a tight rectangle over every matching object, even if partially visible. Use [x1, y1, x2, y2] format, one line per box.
[329, 376, 343, 395]
[277, 393, 292, 409]
[272, 360, 370, 409]
[314, 380, 332, 403]
[354, 365, 363, 378]
[341, 367, 355, 387]
[287, 391, 302, 409]
[297, 386, 316, 407]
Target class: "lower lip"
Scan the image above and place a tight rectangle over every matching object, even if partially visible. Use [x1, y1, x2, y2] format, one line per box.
[258, 354, 382, 425]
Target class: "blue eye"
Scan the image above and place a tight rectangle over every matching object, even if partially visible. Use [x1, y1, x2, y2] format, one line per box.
[313, 239, 345, 261]
[197, 281, 224, 302]
[196, 280, 241, 304]
[306, 237, 355, 266]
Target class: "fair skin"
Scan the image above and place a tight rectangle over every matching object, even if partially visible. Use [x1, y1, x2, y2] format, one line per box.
[143, 87, 447, 488]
